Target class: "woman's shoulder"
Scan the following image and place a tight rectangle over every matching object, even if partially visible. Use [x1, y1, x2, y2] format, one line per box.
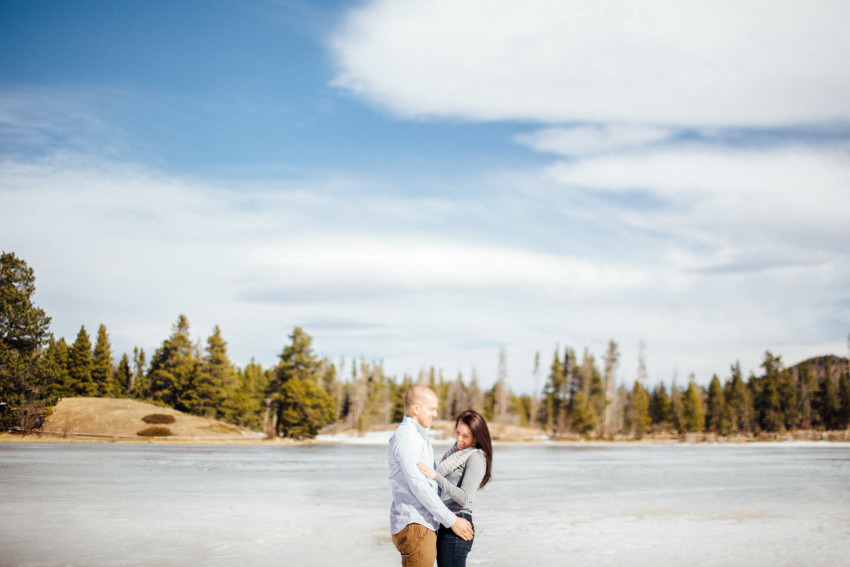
[468, 449, 487, 465]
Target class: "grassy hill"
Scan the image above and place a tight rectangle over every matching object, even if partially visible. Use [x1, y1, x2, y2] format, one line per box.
[39, 397, 265, 442]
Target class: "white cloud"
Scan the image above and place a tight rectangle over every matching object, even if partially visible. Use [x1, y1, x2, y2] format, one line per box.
[514, 125, 675, 157]
[331, 0, 850, 125]
[250, 239, 646, 293]
[546, 143, 850, 256]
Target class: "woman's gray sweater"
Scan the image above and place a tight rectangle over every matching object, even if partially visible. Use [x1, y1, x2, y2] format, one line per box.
[433, 450, 486, 516]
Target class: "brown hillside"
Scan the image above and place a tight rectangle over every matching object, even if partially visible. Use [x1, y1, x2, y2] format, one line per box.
[41, 397, 265, 442]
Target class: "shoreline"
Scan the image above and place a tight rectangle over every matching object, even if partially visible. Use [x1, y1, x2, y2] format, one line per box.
[3, 428, 848, 446]
[0, 431, 302, 445]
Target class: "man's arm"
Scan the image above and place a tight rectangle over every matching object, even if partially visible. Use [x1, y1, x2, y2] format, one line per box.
[392, 432, 473, 540]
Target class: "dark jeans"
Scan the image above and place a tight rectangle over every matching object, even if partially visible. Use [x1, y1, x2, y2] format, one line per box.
[436, 513, 474, 567]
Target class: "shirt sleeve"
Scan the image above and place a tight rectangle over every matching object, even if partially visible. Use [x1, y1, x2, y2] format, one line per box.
[434, 451, 486, 509]
[392, 429, 458, 528]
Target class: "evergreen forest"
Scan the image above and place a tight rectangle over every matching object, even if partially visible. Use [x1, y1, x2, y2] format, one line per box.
[2, 251, 849, 440]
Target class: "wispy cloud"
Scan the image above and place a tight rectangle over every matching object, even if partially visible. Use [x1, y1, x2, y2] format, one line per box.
[4, 140, 846, 388]
[546, 142, 850, 252]
[514, 125, 676, 157]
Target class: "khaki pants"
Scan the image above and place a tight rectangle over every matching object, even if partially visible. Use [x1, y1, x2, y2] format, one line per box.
[392, 523, 437, 567]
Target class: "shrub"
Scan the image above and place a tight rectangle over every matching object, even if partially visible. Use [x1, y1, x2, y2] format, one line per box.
[142, 414, 176, 425]
[137, 426, 173, 437]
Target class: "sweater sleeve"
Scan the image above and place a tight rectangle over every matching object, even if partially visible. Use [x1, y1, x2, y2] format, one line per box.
[434, 451, 486, 509]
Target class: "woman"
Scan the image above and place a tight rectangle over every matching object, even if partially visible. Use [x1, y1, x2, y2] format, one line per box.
[417, 410, 493, 567]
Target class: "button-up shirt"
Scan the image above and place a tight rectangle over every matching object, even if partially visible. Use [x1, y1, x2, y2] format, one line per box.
[388, 416, 457, 534]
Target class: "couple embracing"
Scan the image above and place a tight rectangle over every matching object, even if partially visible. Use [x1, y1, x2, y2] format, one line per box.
[388, 385, 494, 567]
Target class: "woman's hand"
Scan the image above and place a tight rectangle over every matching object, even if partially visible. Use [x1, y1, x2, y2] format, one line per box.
[417, 461, 437, 479]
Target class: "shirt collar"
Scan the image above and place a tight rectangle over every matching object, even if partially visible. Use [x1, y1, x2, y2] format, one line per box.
[403, 415, 429, 437]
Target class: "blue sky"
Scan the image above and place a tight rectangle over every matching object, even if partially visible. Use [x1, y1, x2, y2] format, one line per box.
[2, 0, 849, 392]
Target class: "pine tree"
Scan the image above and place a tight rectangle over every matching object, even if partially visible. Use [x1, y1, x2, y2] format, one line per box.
[670, 379, 684, 433]
[342, 360, 366, 430]
[131, 347, 147, 398]
[777, 361, 799, 431]
[629, 380, 651, 439]
[275, 376, 336, 438]
[543, 348, 565, 434]
[320, 359, 343, 422]
[388, 373, 406, 423]
[509, 392, 533, 426]
[706, 375, 729, 434]
[357, 361, 391, 431]
[269, 327, 336, 438]
[146, 315, 198, 411]
[91, 324, 117, 397]
[68, 326, 95, 396]
[815, 357, 839, 429]
[757, 352, 784, 432]
[681, 379, 706, 433]
[0, 252, 51, 353]
[838, 369, 850, 430]
[114, 353, 132, 397]
[274, 327, 319, 386]
[570, 390, 595, 436]
[44, 337, 73, 398]
[186, 326, 234, 418]
[724, 362, 753, 434]
[226, 360, 268, 430]
[588, 367, 606, 437]
[0, 252, 54, 431]
[649, 382, 673, 431]
[796, 362, 818, 429]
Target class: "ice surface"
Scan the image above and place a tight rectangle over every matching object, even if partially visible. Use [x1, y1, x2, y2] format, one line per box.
[1, 442, 849, 566]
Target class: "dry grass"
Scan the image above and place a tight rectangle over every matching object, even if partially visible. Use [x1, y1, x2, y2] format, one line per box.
[36, 397, 266, 443]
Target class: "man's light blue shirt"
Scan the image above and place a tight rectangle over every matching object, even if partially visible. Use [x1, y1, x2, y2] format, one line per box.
[388, 416, 457, 534]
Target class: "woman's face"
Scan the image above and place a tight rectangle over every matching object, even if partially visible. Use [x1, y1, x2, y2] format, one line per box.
[455, 421, 475, 450]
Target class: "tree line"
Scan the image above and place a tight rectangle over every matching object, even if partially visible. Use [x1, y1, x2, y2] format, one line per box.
[539, 342, 850, 440]
[2, 251, 849, 439]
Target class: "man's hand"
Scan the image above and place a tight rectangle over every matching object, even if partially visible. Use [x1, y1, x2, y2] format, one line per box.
[450, 517, 473, 541]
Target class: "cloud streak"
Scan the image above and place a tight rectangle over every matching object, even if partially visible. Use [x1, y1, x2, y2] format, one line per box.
[3, 136, 847, 390]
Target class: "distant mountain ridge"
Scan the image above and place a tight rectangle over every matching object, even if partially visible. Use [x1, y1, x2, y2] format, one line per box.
[787, 355, 849, 383]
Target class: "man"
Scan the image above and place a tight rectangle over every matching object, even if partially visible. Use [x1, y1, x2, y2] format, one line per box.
[389, 385, 474, 566]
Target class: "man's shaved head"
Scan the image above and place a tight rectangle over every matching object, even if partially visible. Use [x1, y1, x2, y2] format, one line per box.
[404, 385, 439, 428]
[405, 385, 437, 412]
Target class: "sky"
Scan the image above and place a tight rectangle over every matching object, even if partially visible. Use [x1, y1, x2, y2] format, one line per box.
[1, 0, 849, 393]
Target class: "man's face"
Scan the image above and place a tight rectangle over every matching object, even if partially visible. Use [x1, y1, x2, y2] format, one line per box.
[413, 395, 438, 429]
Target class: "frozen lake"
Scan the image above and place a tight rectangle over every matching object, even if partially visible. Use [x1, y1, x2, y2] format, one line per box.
[2, 439, 849, 566]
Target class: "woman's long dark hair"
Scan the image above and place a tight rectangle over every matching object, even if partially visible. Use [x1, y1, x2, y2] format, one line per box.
[456, 410, 492, 489]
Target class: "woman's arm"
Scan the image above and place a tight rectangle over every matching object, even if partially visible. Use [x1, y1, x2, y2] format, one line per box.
[417, 461, 437, 478]
[433, 451, 486, 508]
